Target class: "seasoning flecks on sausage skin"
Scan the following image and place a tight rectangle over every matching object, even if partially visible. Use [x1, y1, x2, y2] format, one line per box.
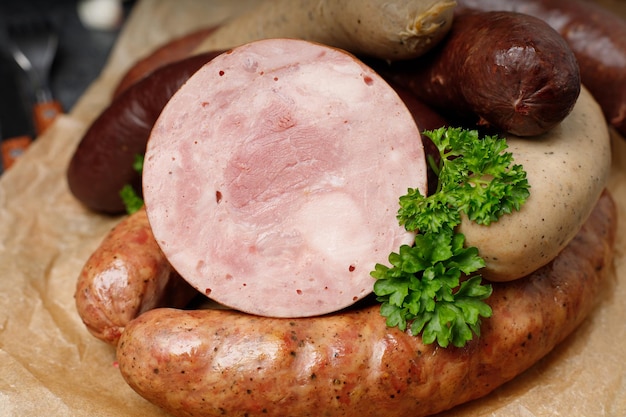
[116, 191, 616, 417]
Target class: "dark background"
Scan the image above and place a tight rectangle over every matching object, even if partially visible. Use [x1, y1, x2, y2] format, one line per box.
[0, 0, 136, 139]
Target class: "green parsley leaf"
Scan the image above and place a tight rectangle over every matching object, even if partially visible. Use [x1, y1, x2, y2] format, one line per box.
[120, 184, 144, 214]
[119, 154, 145, 214]
[372, 127, 529, 348]
[132, 153, 144, 173]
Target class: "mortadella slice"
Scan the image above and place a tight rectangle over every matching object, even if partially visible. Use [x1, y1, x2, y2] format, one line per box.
[142, 38, 427, 318]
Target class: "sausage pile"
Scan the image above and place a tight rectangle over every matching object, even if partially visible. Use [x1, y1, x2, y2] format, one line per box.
[117, 192, 615, 417]
[67, 0, 624, 416]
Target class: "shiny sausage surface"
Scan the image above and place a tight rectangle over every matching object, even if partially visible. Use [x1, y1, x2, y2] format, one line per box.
[369, 10, 581, 136]
[113, 27, 218, 98]
[456, 0, 626, 137]
[67, 51, 223, 214]
[74, 207, 197, 345]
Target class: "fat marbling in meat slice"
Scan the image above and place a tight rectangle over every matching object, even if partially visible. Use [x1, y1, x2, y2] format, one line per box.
[142, 39, 427, 318]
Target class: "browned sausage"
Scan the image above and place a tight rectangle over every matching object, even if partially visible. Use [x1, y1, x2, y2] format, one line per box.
[116, 190, 616, 417]
[67, 51, 224, 215]
[74, 207, 198, 345]
[113, 27, 218, 98]
[455, 0, 626, 137]
[368, 10, 581, 137]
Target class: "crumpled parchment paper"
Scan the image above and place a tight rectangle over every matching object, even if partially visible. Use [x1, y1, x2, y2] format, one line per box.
[0, 1, 624, 416]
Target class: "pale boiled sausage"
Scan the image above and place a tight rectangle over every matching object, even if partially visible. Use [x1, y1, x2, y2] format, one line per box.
[459, 87, 611, 281]
[191, 0, 456, 60]
[142, 39, 428, 318]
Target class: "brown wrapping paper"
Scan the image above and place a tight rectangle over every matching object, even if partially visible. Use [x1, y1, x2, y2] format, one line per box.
[0, 0, 624, 416]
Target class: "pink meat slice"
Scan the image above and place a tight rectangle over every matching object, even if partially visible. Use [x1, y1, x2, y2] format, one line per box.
[143, 38, 427, 318]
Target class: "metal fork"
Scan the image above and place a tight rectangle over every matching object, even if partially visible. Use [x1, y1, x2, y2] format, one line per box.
[5, 16, 63, 135]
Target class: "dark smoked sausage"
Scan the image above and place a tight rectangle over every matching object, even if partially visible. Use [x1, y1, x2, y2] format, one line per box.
[113, 27, 217, 98]
[456, 0, 626, 137]
[116, 191, 616, 417]
[67, 51, 223, 214]
[74, 207, 198, 345]
[368, 10, 581, 137]
[67, 51, 445, 215]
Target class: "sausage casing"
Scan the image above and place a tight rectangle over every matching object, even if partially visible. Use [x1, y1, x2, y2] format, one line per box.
[117, 191, 616, 417]
[369, 10, 581, 137]
[74, 207, 197, 345]
[113, 27, 218, 98]
[67, 51, 223, 214]
[456, 0, 626, 137]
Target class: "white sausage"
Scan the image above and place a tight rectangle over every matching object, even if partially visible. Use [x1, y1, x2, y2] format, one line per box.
[142, 39, 428, 317]
[459, 86, 611, 281]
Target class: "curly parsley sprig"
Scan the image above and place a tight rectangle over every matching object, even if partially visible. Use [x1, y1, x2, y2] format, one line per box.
[372, 127, 530, 348]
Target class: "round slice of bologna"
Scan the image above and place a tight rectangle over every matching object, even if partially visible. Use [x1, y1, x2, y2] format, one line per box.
[143, 38, 427, 318]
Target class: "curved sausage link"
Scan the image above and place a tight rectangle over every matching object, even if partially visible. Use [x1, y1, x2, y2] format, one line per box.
[456, 0, 626, 137]
[116, 191, 616, 417]
[67, 51, 224, 215]
[113, 27, 218, 98]
[75, 207, 198, 345]
[368, 10, 581, 137]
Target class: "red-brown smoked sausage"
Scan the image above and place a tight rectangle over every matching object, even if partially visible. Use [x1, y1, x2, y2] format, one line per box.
[67, 51, 223, 215]
[117, 190, 616, 417]
[113, 27, 218, 98]
[73, 83, 448, 344]
[74, 207, 198, 345]
[455, 0, 626, 137]
[368, 10, 581, 137]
